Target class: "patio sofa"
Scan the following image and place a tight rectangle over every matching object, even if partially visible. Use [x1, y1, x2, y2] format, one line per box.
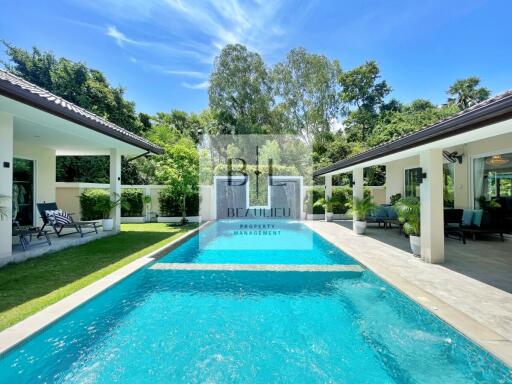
[444, 208, 505, 242]
[366, 205, 401, 231]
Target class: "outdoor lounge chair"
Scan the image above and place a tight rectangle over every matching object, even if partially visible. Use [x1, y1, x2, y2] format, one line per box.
[13, 220, 51, 251]
[37, 202, 98, 238]
[443, 208, 466, 244]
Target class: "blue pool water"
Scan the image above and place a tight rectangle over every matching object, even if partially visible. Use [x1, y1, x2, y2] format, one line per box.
[160, 220, 355, 264]
[0, 221, 511, 383]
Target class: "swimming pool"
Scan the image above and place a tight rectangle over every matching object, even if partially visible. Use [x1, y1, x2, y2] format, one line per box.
[160, 220, 355, 265]
[0, 221, 510, 383]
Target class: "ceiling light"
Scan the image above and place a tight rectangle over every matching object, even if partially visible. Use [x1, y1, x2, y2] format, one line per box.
[486, 155, 510, 167]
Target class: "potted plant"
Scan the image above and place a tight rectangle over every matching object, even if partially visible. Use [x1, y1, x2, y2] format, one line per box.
[317, 197, 334, 222]
[395, 197, 421, 256]
[351, 196, 375, 235]
[97, 193, 125, 231]
[143, 195, 152, 222]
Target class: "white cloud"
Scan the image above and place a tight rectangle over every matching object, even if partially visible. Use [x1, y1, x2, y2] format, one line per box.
[107, 25, 139, 47]
[182, 81, 209, 90]
[164, 70, 207, 78]
[94, 0, 307, 63]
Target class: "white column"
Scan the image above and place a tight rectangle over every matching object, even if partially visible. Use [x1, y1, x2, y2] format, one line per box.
[325, 174, 332, 200]
[0, 113, 13, 264]
[352, 167, 364, 203]
[110, 148, 121, 232]
[420, 148, 445, 263]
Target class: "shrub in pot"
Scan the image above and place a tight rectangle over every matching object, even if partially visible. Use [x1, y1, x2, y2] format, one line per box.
[351, 196, 376, 235]
[143, 195, 152, 222]
[96, 192, 126, 231]
[317, 197, 334, 221]
[395, 197, 421, 256]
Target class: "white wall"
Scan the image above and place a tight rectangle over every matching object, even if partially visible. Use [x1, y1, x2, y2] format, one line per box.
[385, 156, 419, 203]
[14, 142, 56, 227]
[0, 113, 13, 264]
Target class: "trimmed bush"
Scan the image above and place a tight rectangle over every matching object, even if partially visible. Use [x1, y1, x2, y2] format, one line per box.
[79, 189, 110, 220]
[331, 186, 352, 214]
[159, 188, 200, 217]
[121, 189, 144, 217]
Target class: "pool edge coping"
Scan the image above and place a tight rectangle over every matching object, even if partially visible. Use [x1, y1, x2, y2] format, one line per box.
[305, 221, 512, 368]
[0, 221, 210, 356]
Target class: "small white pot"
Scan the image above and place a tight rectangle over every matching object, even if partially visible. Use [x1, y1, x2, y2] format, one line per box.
[325, 212, 334, 222]
[409, 235, 421, 257]
[353, 220, 367, 235]
[102, 218, 114, 231]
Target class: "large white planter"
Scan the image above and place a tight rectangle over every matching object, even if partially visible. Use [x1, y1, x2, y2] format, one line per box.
[353, 220, 367, 235]
[409, 235, 421, 257]
[102, 218, 114, 231]
[325, 212, 334, 222]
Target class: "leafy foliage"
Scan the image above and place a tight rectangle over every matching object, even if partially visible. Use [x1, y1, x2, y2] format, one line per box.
[395, 197, 420, 236]
[121, 189, 144, 217]
[158, 188, 199, 217]
[209, 44, 273, 135]
[447, 76, 491, 110]
[79, 189, 110, 220]
[338, 61, 391, 141]
[272, 48, 342, 144]
[352, 196, 376, 221]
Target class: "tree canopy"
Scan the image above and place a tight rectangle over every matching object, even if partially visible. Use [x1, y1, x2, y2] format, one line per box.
[2, 42, 493, 188]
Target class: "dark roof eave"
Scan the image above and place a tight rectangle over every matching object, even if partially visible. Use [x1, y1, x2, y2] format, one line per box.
[0, 75, 164, 155]
[314, 94, 512, 177]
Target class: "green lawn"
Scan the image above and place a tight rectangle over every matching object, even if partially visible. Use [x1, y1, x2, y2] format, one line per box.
[0, 223, 197, 331]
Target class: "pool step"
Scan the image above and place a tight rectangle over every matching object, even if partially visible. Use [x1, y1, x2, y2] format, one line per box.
[149, 263, 364, 272]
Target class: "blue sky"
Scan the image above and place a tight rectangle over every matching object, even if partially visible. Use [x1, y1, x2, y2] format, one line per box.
[1, 0, 510, 115]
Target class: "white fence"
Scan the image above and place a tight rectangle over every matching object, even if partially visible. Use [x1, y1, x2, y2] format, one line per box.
[55, 182, 199, 223]
[56, 182, 387, 223]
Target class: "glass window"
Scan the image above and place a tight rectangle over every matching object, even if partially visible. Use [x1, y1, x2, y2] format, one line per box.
[404, 168, 420, 198]
[473, 152, 512, 208]
[13, 158, 35, 226]
[443, 163, 455, 208]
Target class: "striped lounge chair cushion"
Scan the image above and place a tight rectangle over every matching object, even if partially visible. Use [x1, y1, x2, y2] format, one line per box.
[45, 209, 72, 225]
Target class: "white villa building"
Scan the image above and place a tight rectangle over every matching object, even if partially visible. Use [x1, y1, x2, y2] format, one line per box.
[0, 70, 163, 266]
[316, 91, 512, 264]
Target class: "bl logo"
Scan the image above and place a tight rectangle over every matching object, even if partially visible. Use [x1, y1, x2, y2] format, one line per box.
[227, 146, 285, 197]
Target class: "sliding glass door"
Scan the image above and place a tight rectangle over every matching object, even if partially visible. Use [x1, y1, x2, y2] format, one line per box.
[473, 151, 512, 208]
[13, 158, 35, 226]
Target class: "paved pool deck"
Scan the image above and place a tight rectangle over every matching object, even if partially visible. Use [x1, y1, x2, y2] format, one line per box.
[305, 220, 512, 367]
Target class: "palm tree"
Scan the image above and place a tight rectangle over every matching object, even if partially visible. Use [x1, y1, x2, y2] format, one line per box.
[447, 77, 490, 110]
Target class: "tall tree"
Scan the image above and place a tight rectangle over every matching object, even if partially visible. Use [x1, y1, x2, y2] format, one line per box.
[208, 44, 273, 135]
[447, 76, 490, 110]
[272, 48, 342, 144]
[338, 61, 391, 141]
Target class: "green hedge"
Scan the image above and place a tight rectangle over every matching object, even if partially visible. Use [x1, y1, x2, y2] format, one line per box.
[159, 188, 200, 217]
[79, 189, 110, 220]
[305, 186, 370, 215]
[121, 189, 144, 217]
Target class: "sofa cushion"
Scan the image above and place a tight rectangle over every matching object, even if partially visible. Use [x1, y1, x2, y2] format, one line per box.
[471, 209, 483, 227]
[372, 205, 388, 220]
[386, 206, 398, 220]
[461, 209, 473, 226]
